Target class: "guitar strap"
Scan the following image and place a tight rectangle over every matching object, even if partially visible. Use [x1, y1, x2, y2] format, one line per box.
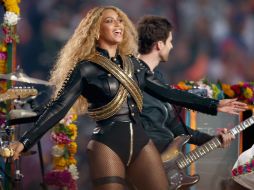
[173, 105, 192, 136]
[87, 53, 143, 121]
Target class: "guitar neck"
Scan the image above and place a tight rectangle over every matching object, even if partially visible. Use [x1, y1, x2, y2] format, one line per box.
[176, 115, 254, 169]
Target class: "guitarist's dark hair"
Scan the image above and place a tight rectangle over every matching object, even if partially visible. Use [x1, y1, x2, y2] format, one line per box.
[137, 15, 173, 54]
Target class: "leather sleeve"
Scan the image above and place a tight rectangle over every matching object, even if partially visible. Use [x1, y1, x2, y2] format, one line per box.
[188, 128, 214, 146]
[144, 72, 219, 115]
[20, 63, 85, 151]
[170, 122, 214, 146]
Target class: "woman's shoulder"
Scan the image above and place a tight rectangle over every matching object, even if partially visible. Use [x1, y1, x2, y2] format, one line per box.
[76, 59, 103, 75]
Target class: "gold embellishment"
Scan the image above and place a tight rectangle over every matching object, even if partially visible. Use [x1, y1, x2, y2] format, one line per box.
[127, 122, 133, 166]
[88, 54, 130, 120]
[87, 53, 143, 120]
[89, 54, 143, 120]
[88, 85, 128, 120]
[44, 64, 78, 110]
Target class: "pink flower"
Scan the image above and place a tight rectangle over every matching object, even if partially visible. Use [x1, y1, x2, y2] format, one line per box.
[44, 170, 77, 190]
[237, 165, 243, 175]
[0, 52, 7, 60]
[52, 132, 71, 144]
[232, 168, 237, 176]
[246, 163, 252, 173]
[251, 159, 254, 166]
[5, 36, 13, 43]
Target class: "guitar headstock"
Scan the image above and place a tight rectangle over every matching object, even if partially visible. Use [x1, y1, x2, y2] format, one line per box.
[0, 87, 38, 102]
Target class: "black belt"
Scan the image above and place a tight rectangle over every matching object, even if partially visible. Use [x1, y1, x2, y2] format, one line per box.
[96, 114, 132, 126]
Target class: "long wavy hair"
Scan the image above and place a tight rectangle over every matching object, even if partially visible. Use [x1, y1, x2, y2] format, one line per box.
[49, 6, 138, 114]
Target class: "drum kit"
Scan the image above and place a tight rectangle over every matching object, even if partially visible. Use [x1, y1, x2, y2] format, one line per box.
[0, 69, 51, 189]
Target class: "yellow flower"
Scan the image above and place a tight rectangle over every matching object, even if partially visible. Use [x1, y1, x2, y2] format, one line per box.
[71, 114, 78, 121]
[0, 44, 7, 52]
[67, 156, 77, 165]
[67, 123, 77, 140]
[70, 130, 77, 140]
[53, 157, 67, 170]
[67, 123, 77, 132]
[68, 142, 77, 154]
[243, 87, 253, 99]
[238, 82, 244, 86]
[3, 0, 21, 15]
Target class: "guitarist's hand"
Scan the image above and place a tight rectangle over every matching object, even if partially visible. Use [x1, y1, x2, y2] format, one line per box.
[217, 98, 248, 115]
[218, 128, 235, 148]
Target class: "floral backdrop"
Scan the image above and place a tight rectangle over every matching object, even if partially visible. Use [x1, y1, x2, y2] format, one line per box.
[175, 80, 254, 105]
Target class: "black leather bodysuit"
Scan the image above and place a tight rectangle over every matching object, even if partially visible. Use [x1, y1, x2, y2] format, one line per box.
[20, 48, 219, 166]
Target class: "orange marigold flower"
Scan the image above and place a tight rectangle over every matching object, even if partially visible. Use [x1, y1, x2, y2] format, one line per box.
[53, 157, 67, 169]
[68, 156, 77, 165]
[177, 81, 192, 90]
[222, 84, 235, 97]
[68, 142, 77, 154]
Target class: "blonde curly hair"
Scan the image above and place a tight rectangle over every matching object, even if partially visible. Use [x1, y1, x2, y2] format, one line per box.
[49, 6, 138, 114]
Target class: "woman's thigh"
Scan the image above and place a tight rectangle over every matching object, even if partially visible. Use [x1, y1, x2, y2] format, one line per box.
[127, 140, 169, 190]
[87, 140, 127, 190]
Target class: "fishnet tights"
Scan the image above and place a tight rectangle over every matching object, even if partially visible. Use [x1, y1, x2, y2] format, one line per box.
[87, 140, 126, 190]
[87, 140, 169, 190]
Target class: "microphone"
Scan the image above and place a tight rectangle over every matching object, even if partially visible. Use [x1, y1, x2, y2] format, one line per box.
[9, 109, 37, 120]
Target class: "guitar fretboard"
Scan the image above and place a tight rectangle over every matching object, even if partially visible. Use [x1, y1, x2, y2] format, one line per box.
[176, 115, 254, 169]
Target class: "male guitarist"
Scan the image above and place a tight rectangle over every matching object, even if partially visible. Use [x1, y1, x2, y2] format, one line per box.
[136, 15, 246, 153]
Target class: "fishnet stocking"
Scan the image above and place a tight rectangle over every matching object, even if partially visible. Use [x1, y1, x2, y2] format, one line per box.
[127, 141, 169, 190]
[87, 140, 127, 190]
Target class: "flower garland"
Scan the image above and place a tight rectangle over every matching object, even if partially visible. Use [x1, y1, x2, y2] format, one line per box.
[1, 0, 21, 43]
[175, 79, 254, 105]
[222, 82, 254, 104]
[0, 0, 20, 91]
[44, 114, 79, 190]
[0, 0, 20, 110]
[0, 43, 7, 91]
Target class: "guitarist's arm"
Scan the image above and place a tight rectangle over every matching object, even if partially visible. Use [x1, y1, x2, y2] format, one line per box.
[170, 122, 234, 148]
[170, 122, 214, 146]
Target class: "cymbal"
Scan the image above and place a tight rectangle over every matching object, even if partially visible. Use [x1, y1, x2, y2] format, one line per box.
[0, 70, 51, 85]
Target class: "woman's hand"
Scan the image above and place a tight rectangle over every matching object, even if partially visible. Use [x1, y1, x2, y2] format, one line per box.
[218, 98, 248, 115]
[9, 141, 24, 160]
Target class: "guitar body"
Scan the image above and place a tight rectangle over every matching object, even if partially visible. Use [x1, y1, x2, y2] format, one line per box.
[162, 135, 200, 190]
[160, 116, 254, 190]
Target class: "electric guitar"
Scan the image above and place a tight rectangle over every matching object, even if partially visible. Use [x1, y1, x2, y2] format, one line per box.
[162, 115, 254, 190]
[0, 87, 38, 102]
